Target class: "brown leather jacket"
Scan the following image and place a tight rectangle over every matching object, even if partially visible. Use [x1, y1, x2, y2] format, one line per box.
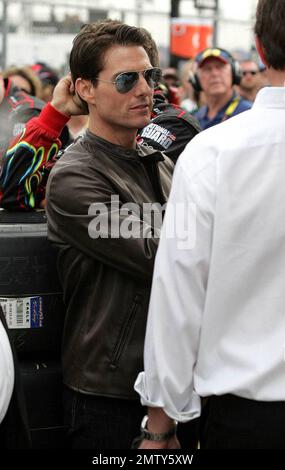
[46, 130, 173, 399]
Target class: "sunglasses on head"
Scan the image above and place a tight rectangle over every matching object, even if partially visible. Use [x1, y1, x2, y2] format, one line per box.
[242, 70, 258, 76]
[96, 67, 162, 94]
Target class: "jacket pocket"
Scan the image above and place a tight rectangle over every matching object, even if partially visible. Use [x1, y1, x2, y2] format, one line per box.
[110, 294, 142, 368]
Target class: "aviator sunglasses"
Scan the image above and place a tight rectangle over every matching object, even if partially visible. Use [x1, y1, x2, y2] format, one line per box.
[96, 67, 162, 94]
[242, 70, 258, 76]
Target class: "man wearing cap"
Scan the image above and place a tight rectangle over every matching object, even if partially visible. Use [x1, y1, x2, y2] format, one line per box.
[192, 47, 252, 130]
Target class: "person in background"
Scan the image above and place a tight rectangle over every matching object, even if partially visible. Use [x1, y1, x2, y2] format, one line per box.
[66, 113, 89, 140]
[192, 47, 252, 130]
[237, 59, 262, 102]
[31, 61, 87, 140]
[31, 62, 60, 103]
[179, 59, 200, 113]
[162, 67, 180, 88]
[2, 66, 42, 98]
[0, 68, 71, 205]
[0, 306, 31, 448]
[161, 67, 182, 106]
[135, 0, 285, 450]
[0, 70, 44, 163]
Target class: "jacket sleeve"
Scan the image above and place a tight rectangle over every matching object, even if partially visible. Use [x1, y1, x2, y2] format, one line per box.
[0, 103, 69, 211]
[135, 138, 216, 420]
[138, 114, 200, 165]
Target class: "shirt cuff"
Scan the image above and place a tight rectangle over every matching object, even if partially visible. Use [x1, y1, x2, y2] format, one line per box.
[134, 372, 201, 423]
[37, 103, 70, 137]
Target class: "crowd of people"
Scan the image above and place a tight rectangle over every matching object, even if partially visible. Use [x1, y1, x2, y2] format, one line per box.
[1, 0, 285, 450]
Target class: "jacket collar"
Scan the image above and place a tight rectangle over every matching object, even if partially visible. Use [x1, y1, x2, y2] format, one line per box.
[84, 129, 165, 162]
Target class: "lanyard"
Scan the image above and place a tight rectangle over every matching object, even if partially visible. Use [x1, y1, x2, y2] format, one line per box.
[222, 96, 240, 122]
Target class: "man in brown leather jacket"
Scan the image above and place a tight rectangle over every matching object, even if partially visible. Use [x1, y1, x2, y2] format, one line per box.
[45, 20, 173, 449]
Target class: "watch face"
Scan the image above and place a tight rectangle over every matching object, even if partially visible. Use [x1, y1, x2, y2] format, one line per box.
[141, 414, 149, 429]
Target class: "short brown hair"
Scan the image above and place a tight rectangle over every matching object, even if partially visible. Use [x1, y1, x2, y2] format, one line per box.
[254, 0, 285, 70]
[70, 19, 159, 85]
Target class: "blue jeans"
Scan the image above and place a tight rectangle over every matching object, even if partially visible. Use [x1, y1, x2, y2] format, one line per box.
[63, 386, 145, 449]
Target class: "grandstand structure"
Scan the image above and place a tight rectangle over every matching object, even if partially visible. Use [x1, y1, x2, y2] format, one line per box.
[1, 0, 257, 71]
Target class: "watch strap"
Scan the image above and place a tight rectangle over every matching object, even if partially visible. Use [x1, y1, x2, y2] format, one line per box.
[140, 415, 177, 442]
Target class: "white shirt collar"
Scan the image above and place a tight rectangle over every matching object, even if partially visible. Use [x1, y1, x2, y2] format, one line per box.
[253, 86, 285, 109]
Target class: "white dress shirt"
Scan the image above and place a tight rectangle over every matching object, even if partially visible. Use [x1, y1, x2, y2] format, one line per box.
[135, 87, 285, 422]
[0, 321, 14, 424]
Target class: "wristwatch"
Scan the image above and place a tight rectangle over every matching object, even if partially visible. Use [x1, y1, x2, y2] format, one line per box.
[140, 415, 177, 442]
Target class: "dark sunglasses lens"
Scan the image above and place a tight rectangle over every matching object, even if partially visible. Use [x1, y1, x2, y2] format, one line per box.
[243, 71, 257, 76]
[116, 72, 138, 93]
[144, 68, 162, 88]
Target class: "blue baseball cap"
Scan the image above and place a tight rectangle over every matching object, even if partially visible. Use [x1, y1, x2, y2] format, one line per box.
[195, 48, 233, 68]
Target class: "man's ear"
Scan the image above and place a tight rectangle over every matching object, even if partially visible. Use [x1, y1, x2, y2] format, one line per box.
[255, 36, 268, 68]
[75, 78, 96, 106]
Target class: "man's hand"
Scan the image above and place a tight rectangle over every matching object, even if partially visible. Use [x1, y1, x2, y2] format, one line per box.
[136, 407, 181, 450]
[138, 435, 180, 449]
[51, 74, 88, 117]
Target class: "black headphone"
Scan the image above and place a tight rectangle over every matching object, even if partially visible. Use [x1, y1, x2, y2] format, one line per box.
[189, 47, 242, 93]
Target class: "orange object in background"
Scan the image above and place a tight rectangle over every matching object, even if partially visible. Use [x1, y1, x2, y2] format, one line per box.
[171, 19, 214, 59]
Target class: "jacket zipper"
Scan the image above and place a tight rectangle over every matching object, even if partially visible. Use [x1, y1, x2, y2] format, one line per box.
[153, 162, 167, 205]
[110, 295, 141, 368]
[144, 160, 167, 206]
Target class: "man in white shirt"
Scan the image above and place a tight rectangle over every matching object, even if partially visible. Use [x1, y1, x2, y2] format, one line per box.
[135, 0, 285, 449]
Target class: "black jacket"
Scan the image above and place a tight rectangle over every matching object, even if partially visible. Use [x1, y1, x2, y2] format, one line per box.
[0, 307, 31, 448]
[46, 131, 173, 399]
[137, 91, 201, 164]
